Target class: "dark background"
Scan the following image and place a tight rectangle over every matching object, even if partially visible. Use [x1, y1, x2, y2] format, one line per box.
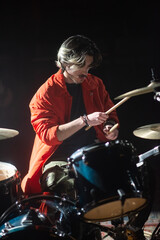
[0, 1, 160, 210]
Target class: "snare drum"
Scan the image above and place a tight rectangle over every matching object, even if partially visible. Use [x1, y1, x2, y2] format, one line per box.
[0, 162, 21, 215]
[0, 195, 80, 240]
[69, 140, 147, 222]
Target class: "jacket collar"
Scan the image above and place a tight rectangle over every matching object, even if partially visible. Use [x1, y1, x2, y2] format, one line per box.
[54, 69, 67, 89]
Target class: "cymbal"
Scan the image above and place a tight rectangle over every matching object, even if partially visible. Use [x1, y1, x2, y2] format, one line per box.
[115, 81, 160, 100]
[0, 128, 19, 140]
[133, 123, 160, 140]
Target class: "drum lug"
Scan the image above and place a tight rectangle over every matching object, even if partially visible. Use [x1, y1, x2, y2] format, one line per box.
[4, 222, 13, 229]
[82, 154, 86, 163]
[0, 222, 13, 236]
[77, 211, 82, 216]
[67, 157, 74, 166]
[117, 188, 126, 206]
[81, 208, 85, 214]
[1, 228, 8, 237]
[126, 170, 138, 192]
[55, 229, 66, 238]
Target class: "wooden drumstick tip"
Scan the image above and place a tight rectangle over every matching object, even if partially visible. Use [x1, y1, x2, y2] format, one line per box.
[108, 123, 119, 133]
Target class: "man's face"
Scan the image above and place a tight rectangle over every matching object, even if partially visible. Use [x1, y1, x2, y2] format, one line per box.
[64, 55, 93, 84]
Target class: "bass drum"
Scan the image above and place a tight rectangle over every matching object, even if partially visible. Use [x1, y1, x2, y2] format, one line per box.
[0, 195, 80, 240]
[69, 140, 147, 222]
[0, 162, 21, 215]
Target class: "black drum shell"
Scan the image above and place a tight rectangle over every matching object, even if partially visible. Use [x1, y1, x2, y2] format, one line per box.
[0, 162, 21, 215]
[70, 140, 147, 221]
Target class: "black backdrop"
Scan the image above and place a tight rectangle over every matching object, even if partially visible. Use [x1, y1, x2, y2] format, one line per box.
[0, 1, 160, 210]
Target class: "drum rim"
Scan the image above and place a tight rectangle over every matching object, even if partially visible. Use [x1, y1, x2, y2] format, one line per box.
[69, 139, 135, 163]
[0, 195, 77, 240]
[82, 197, 147, 222]
[0, 161, 17, 170]
[0, 215, 73, 239]
[0, 161, 18, 183]
[0, 194, 76, 225]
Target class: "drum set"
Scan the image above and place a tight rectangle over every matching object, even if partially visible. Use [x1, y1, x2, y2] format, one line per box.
[0, 78, 160, 240]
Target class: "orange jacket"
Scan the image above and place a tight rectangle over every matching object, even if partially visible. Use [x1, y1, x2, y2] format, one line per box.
[21, 70, 119, 194]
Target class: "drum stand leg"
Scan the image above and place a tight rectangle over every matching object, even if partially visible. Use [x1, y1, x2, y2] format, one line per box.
[150, 222, 160, 240]
[86, 222, 128, 240]
[89, 221, 126, 240]
[88, 223, 118, 239]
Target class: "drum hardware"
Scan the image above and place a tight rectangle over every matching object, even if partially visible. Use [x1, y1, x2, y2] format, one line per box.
[133, 123, 160, 140]
[151, 222, 160, 240]
[151, 68, 160, 102]
[117, 188, 126, 221]
[117, 189, 126, 207]
[136, 145, 160, 167]
[86, 222, 117, 239]
[126, 170, 139, 193]
[0, 128, 19, 140]
[154, 91, 160, 102]
[21, 208, 46, 225]
[0, 198, 23, 225]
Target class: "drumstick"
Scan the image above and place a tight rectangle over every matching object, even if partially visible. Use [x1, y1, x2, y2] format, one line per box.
[108, 123, 119, 134]
[85, 96, 130, 131]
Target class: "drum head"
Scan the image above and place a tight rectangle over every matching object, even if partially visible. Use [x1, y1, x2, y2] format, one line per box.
[83, 198, 146, 222]
[0, 162, 17, 182]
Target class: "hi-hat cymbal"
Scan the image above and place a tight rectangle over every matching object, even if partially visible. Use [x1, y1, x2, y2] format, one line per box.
[115, 81, 160, 100]
[133, 123, 160, 140]
[0, 128, 19, 140]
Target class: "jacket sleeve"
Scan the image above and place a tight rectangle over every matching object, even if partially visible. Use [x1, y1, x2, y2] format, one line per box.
[29, 90, 63, 146]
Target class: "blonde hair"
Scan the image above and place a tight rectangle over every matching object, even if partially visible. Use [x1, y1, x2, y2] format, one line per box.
[56, 35, 102, 71]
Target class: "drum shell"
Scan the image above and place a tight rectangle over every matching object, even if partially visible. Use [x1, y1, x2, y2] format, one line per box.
[0, 162, 21, 215]
[71, 141, 146, 221]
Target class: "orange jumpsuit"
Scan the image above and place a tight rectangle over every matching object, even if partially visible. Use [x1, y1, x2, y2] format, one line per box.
[21, 69, 119, 194]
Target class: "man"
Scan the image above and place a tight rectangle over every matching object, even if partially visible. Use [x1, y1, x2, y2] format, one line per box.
[21, 35, 119, 196]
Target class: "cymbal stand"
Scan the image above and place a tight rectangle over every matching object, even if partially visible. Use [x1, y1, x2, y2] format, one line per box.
[151, 68, 160, 102]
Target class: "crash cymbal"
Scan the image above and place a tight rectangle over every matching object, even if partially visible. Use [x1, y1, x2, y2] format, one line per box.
[0, 128, 19, 140]
[115, 81, 160, 100]
[133, 123, 160, 140]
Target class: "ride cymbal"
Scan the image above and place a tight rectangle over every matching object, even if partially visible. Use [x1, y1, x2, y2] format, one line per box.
[0, 128, 19, 140]
[115, 81, 160, 100]
[133, 123, 160, 140]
